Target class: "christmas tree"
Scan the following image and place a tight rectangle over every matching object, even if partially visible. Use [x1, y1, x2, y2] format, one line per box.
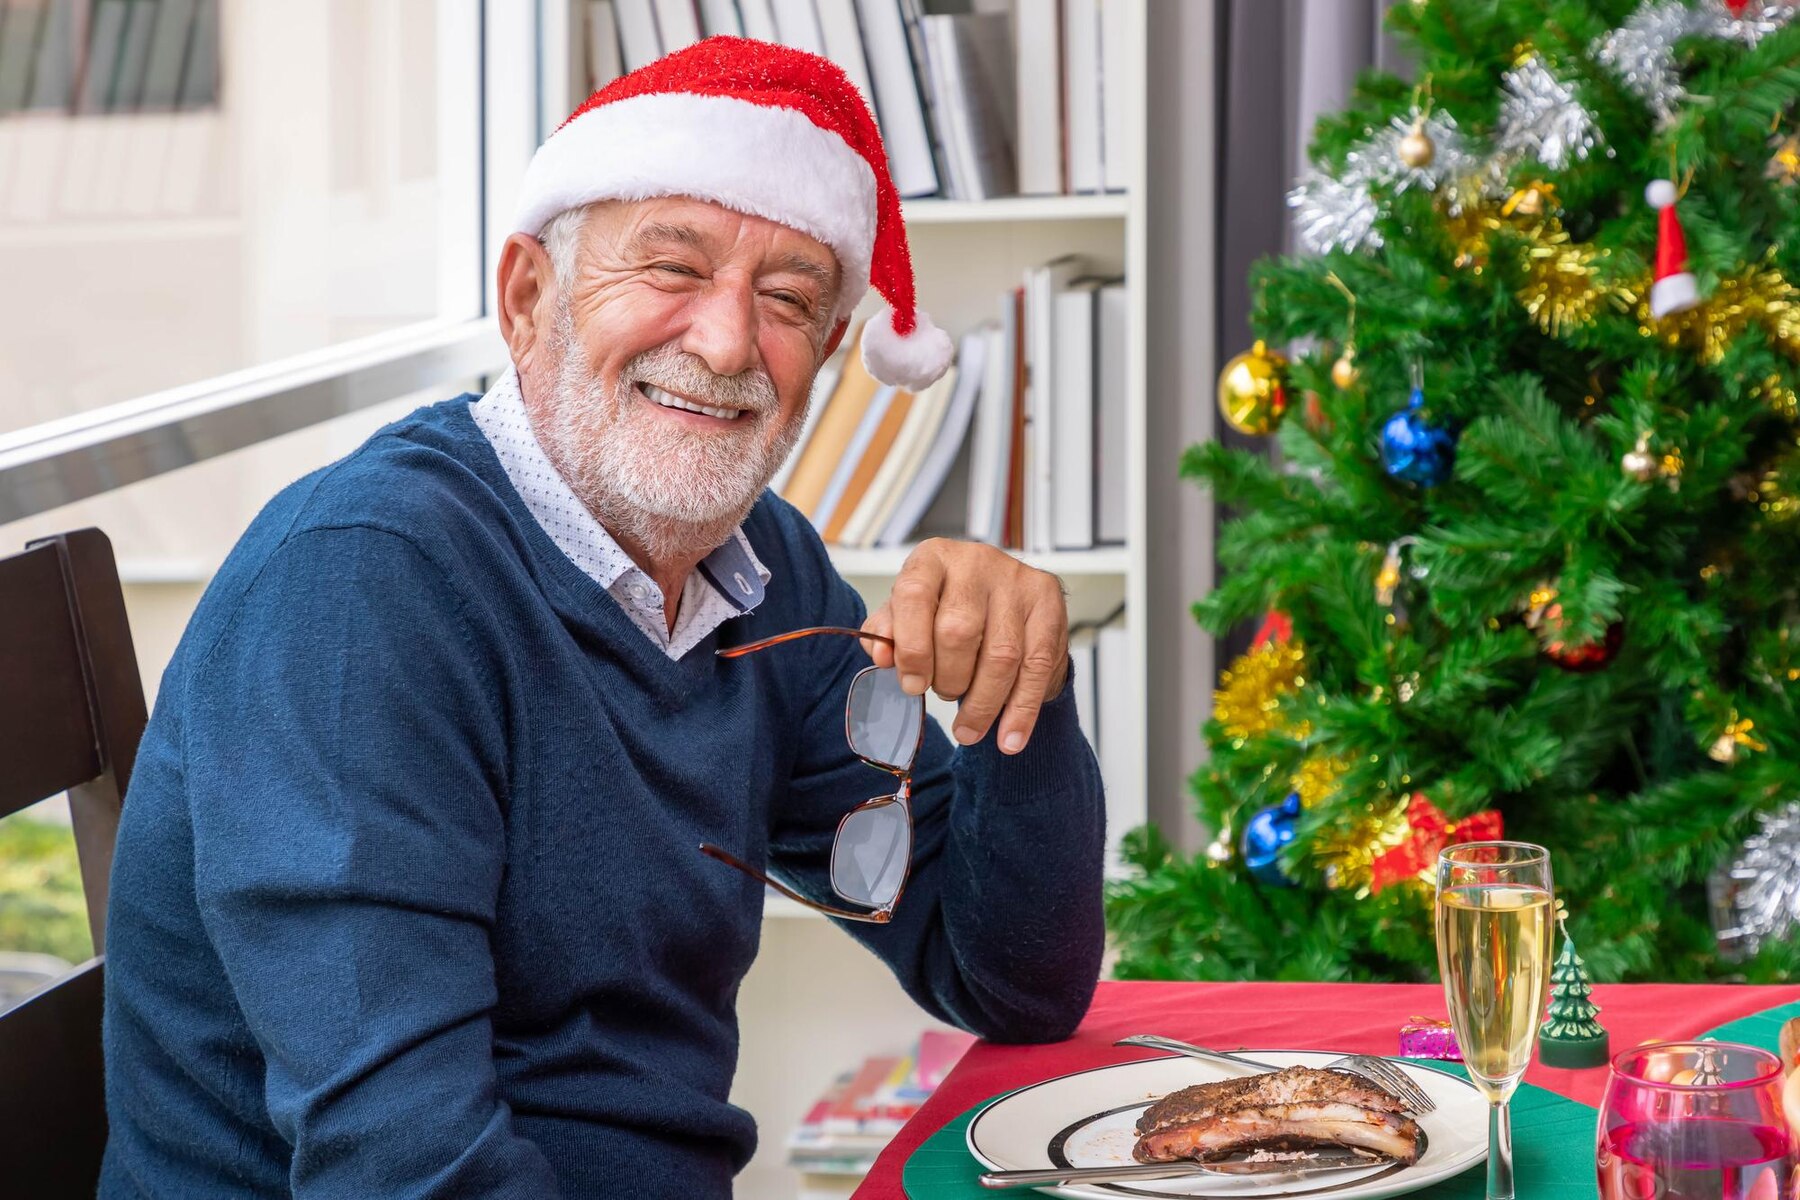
[1108, 0, 1800, 984]
[1540, 912, 1611, 1068]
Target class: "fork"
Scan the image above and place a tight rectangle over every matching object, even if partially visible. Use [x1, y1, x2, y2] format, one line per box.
[1115, 1034, 1438, 1115]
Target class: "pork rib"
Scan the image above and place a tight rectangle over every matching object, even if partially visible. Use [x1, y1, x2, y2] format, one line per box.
[1132, 1066, 1422, 1165]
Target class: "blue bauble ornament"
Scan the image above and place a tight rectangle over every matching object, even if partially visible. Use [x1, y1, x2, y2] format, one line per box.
[1381, 387, 1457, 487]
[1240, 792, 1303, 886]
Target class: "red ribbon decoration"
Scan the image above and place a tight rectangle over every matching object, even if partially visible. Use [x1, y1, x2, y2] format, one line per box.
[1726, 0, 1751, 14]
[1369, 794, 1504, 893]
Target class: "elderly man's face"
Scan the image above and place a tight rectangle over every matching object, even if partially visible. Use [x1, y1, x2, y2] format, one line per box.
[515, 196, 844, 559]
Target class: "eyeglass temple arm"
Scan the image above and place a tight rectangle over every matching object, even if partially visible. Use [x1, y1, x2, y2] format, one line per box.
[698, 843, 893, 924]
[716, 626, 895, 659]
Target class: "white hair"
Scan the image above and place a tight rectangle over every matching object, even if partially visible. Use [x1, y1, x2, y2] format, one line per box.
[538, 204, 596, 285]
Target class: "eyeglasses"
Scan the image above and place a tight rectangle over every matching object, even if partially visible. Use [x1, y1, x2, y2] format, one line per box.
[699, 626, 924, 924]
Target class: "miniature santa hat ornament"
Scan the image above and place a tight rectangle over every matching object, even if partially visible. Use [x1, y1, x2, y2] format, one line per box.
[511, 37, 952, 391]
[1645, 178, 1700, 319]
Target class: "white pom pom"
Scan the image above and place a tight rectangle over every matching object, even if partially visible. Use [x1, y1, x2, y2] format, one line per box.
[860, 307, 954, 391]
[1645, 179, 1678, 210]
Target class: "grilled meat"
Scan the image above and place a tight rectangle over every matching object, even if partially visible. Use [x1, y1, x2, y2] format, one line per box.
[1132, 1066, 1422, 1165]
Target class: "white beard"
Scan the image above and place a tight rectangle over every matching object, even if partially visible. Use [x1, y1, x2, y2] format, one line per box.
[529, 301, 807, 563]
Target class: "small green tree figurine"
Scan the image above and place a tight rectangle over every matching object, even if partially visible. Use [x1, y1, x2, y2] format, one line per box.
[1539, 905, 1610, 1069]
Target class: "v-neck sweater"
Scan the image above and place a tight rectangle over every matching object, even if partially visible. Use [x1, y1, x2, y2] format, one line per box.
[98, 397, 1106, 1200]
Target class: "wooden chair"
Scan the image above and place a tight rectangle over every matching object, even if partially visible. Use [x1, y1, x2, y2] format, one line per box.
[0, 529, 147, 1197]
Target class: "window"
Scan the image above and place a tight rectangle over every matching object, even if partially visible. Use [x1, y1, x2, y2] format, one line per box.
[0, 0, 486, 436]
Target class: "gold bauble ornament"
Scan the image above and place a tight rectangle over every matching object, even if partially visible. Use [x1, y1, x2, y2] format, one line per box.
[1217, 339, 1289, 435]
[1205, 827, 1234, 865]
[1501, 181, 1559, 219]
[1622, 432, 1661, 483]
[1331, 345, 1360, 390]
[1710, 713, 1768, 764]
[1398, 119, 1436, 169]
[1769, 132, 1800, 187]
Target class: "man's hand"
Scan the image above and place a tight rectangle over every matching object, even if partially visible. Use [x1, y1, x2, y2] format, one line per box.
[860, 539, 1069, 755]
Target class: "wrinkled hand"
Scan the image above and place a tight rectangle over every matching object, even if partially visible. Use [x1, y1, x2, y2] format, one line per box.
[861, 539, 1069, 755]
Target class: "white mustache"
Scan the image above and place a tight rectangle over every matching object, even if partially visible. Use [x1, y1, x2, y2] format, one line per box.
[622, 347, 778, 418]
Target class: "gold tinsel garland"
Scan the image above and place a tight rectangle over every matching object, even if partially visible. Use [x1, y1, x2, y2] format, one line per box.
[1312, 795, 1414, 895]
[1447, 200, 1800, 373]
[1212, 640, 1310, 746]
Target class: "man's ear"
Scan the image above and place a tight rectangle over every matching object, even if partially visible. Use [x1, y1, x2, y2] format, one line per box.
[821, 317, 851, 363]
[497, 233, 558, 372]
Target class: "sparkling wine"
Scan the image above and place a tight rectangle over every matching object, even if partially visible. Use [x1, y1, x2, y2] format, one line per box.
[1435, 883, 1553, 1097]
[1599, 1121, 1794, 1200]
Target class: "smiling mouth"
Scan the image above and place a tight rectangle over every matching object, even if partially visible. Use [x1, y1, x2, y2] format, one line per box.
[637, 381, 746, 422]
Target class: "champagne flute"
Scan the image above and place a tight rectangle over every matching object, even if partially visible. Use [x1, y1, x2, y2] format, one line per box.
[1436, 841, 1555, 1200]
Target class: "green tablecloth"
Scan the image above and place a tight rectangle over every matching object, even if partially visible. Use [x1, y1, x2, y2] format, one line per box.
[900, 1001, 1800, 1199]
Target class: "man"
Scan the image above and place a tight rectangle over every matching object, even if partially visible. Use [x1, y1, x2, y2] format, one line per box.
[100, 38, 1104, 1198]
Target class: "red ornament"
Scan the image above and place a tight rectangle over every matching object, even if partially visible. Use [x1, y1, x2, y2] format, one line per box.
[1539, 604, 1624, 672]
[1369, 794, 1505, 893]
[1726, 0, 1752, 14]
[1645, 179, 1700, 318]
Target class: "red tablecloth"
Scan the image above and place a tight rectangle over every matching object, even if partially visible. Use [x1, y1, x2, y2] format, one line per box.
[852, 980, 1800, 1199]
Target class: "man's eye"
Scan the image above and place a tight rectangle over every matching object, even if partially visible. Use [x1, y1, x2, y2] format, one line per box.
[770, 291, 805, 309]
[656, 263, 696, 277]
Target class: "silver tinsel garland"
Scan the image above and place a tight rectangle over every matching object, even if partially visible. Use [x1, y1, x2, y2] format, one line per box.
[1594, 1, 1695, 119]
[1496, 55, 1604, 169]
[1595, 0, 1800, 120]
[1709, 801, 1800, 960]
[1288, 171, 1385, 255]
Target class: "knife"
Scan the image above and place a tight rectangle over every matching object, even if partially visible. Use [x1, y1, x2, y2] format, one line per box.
[978, 1151, 1383, 1188]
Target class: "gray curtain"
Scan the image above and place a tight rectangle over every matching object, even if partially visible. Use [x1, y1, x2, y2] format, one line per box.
[1143, 0, 1410, 851]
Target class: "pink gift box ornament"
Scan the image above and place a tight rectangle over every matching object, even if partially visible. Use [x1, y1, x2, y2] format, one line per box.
[1399, 1016, 1461, 1061]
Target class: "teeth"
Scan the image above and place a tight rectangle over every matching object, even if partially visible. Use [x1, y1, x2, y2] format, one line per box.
[642, 383, 738, 421]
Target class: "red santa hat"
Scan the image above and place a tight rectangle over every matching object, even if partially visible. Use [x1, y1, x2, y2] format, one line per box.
[1645, 178, 1700, 319]
[511, 36, 953, 391]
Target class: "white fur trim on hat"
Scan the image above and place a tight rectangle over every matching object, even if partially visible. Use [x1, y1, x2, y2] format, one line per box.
[513, 92, 877, 317]
[861, 307, 953, 391]
[1651, 272, 1699, 318]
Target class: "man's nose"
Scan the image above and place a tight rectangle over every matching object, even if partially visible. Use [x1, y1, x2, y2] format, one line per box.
[679, 275, 760, 379]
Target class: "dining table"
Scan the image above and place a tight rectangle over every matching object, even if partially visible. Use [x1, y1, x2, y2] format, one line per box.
[852, 979, 1800, 1199]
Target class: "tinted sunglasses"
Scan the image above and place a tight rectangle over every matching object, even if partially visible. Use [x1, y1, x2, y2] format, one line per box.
[699, 626, 924, 923]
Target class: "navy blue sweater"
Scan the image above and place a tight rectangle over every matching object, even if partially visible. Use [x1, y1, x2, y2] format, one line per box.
[99, 398, 1105, 1199]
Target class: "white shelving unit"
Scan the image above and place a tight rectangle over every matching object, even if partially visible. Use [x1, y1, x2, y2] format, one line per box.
[550, 7, 1150, 1197]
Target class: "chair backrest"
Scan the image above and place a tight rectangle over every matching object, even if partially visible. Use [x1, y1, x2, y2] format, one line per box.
[0, 528, 147, 1197]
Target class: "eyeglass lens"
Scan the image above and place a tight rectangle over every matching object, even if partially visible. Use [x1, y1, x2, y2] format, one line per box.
[831, 799, 912, 908]
[846, 667, 922, 770]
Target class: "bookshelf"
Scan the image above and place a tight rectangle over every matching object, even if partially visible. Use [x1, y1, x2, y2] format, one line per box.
[553, 4, 1150, 1196]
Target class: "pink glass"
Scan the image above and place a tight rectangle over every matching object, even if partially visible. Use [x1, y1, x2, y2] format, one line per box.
[1597, 1041, 1795, 1200]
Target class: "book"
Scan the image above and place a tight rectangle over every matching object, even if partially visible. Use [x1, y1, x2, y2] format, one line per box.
[613, 0, 663, 71]
[653, 0, 703, 50]
[1014, 0, 1064, 195]
[697, 0, 743, 37]
[1099, 0, 1130, 192]
[821, 385, 915, 543]
[919, 13, 1016, 201]
[915, 1029, 976, 1091]
[1070, 628, 1099, 749]
[770, 0, 824, 53]
[175, 0, 217, 109]
[771, 343, 848, 496]
[853, 0, 938, 197]
[1024, 254, 1086, 552]
[876, 325, 987, 548]
[844, 363, 957, 547]
[77, 0, 129, 114]
[823, 1055, 900, 1135]
[1094, 279, 1128, 545]
[782, 324, 882, 517]
[111, 0, 159, 110]
[814, 0, 875, 108]
[737, 0, 779, 41]
[1061, 0, 1102, 193]
[1004, 292, 1029, 549]
[1095, 619, 1130, 860]
[812, 383, 898, 534]
[1051, 277, 1103, 550]
[965, 299, 1017, 545]
[587, 0, 625, 91]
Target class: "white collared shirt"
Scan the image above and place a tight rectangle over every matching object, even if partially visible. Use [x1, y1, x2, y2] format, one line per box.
[470, 370, 769, 659]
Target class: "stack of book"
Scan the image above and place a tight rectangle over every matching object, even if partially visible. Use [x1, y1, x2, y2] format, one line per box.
[774, 260, 1126, 554]
[0, 0, 221, 117]
[579, 0, 1131, 199]
[786, 1029, 976, 1188]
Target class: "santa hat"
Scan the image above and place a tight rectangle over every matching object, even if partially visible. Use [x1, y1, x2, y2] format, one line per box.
[1645, 178, 1700, 319]
[511, 36, 953, 391]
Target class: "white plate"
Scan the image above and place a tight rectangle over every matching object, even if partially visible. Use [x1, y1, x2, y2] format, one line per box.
[965, 1050, 1487, 1199]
